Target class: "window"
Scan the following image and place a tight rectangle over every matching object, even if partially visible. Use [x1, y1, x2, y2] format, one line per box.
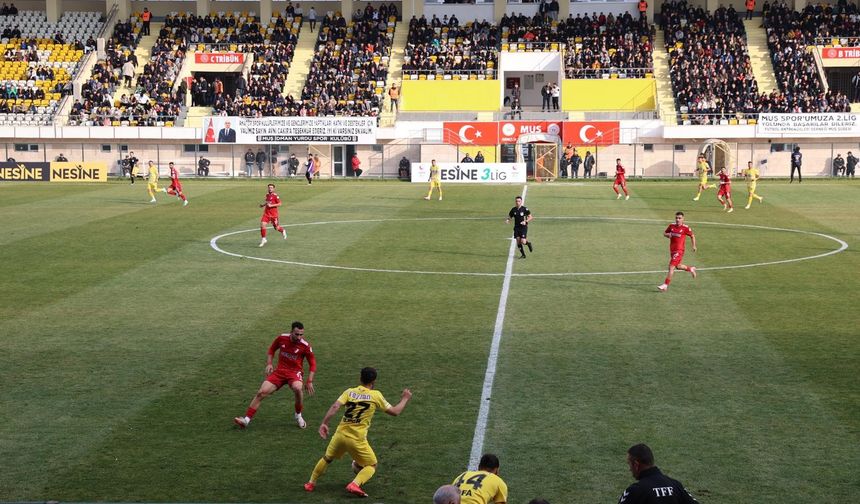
[101, 145, 112, 152]
[184, 144, 209, 152]
[769, 143, 793, 153]
[14, 144, 38, 151]
[674, 144, 685, 152]
[644, 144, 654, 152]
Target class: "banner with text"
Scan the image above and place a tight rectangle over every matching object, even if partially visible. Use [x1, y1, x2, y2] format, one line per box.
[411, 163, 526, 183]
[195, 52, 245, 64]
[820, 47, 860, 59]
[756, 113, 860, 136]
[499, 121, 563, 144]
[201, 116, 378, 144]
[0, 162, 108, 182]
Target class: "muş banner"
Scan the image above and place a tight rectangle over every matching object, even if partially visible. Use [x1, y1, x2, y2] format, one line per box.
[201, 116, 377, 144]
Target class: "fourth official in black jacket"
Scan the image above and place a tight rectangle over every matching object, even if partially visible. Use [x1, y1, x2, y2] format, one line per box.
[619, 444, 698, 504]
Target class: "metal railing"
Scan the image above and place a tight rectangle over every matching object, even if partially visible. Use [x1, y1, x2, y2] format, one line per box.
[64, 113, 181, 126]
[500, 41, 566, 51]
[401, 68, 498, 79]
[814, 36, 860, 47]
[675, 112, 759, 124]
[564, 67, 653, 79]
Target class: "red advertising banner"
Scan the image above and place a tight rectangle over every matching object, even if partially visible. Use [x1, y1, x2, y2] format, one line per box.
[195, 52, 245, 64]
[561, 121, 620, 146]
[442, 122, 499, 145]
[821, 47, 860, 59]
[498, 120, 563, 143]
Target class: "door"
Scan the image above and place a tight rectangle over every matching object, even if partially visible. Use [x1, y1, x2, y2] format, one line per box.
[533, 143, 558, 181]
[333, 146, 345, 177]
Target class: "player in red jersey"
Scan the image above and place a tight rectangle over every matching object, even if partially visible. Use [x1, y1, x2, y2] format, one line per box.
[162, 161, 188, 206]
[259, 183, 287, 247]
[716, 167, 734, 213]
[658, 211, 697, 291]
[613, 158, 630, 200]
[234, 321, 316, 429]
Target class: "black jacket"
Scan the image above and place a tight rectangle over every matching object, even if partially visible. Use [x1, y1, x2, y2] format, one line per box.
[618, 467, 698, 504]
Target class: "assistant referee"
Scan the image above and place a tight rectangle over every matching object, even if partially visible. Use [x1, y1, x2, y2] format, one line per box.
[506, 195, 533, 259]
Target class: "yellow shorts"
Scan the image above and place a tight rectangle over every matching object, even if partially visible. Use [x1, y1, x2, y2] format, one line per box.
[148, 182, 159, 189]
[429, 180, 441, 188]
[699, 177, 708, 186]
[748, 182, 757, 192]
[324, 432, 378, 466]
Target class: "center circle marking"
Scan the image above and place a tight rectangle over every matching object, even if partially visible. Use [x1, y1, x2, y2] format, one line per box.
[209, 217, 848, 277]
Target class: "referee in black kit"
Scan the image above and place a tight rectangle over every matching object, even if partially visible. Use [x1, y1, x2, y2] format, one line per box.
[505, 195, 533, 259]
[618, 444, 699, 504]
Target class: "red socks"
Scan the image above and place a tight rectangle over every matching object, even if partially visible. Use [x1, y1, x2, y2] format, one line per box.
[261, 228, 267, 238]
[245, 407, 258, 419]
[664, 277, 672, 285]
[295, 401, 302, 414]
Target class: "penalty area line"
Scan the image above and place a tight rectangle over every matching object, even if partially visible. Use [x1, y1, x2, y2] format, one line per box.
[468, 184, 528, 469]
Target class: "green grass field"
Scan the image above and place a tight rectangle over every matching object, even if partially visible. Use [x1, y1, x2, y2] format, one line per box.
[1, 178, 858, 503]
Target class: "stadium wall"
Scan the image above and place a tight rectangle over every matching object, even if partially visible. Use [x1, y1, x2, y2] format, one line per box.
[400, 81, 502, 112]
[562, 79, 656, 112]
[2, 138, 856, 179]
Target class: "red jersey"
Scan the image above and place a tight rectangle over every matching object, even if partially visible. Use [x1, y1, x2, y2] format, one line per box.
[615, 164, 626, 179]
[718, 171, 731, 186]
[268, 334, 316, 374]
[170, 165, 180, 183]
[263, 191, 281, 217]
[665, 223, 694, 252]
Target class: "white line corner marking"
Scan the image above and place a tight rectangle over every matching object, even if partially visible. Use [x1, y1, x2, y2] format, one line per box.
[468, 184, 528, 469]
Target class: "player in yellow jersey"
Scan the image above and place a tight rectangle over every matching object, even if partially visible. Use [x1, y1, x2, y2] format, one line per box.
[743, 161, 764, 209]
[424, 159, 442, 201]
[693, 154, 714, 201]
[304, 367, 412, 498]
[452, 453, 508, 504]
[145, 161, 162, 203]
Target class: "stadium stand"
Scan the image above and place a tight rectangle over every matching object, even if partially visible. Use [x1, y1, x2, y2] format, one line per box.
[762, 1, 852, 113]
[211, 14, 302, 116]
[561, 12, 653, 78]
[662, 1, 761, 124]
[298, 8, 396, 117]
[0, 10, 102, 125]
[402, 15, 498, 78]
[71, 16, 143, 126]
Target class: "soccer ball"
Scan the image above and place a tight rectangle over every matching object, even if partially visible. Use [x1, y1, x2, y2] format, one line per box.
[351, 460, 363, 474]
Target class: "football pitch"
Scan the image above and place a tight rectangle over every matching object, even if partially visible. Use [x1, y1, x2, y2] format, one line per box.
[1, 178, 858, 503]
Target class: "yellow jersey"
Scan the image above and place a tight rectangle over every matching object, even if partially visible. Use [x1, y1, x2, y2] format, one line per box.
[147, 164, 158, 182]
[429, 163, 441, 182]
[335, 385, 391, 440]
[696, 160, 710, 178]
[745, 166, 760, 185]
[452, 470, 508, 504]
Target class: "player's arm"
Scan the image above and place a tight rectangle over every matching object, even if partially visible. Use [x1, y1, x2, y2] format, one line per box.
[505, 209, 514, 224]
[384, 388, 413, 416]
[689, 233, 697, 252]
[304, 352, 316, 396]
[265, 339, 278, 374]
[524, 211, 533, 225]
[318, 399, 343, 439]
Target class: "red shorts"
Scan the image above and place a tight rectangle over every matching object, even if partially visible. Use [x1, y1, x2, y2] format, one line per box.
[265, 369, 303, 389]
[669, 250, 685, 267]
[169, 181, 182, 192]
[718, 186, 730, 197]
[261, 212, 279, 224]
[614, 177, 625, 185]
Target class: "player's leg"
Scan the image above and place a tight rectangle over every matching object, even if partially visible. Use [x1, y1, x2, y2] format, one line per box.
[694, 182, 703, 201]
[288, 379, 306, 428]
[259, 218, 269, 247]
[726, 193, 734, 212]
[347, 441, 378, 497]
[613, 181, 620, 197]
[523, 235, 533, 252]
[659, 255, 679, 291]
[273, 218, 287, 239]
[425, 182, 433, 200]
[622, 180, 629, 198]
[234, 380, 279, 427]
[147, 183, 157, 202]
[437, 182, 442, 200]
[307, 436, 346, 490]
[516, 233, 526, 258]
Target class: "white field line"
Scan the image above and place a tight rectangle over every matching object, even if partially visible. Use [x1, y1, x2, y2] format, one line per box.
[467, 184, 528, 469]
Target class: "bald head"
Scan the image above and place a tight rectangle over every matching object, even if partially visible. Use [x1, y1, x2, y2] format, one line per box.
[433, 485, 460, 504]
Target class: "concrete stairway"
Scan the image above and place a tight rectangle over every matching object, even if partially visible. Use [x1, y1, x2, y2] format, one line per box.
[652, 30, 677, 126]
[185, 106, 213, 128]
[282, 25, 318, 100]
[744, 19, 778, 94]
[111, 22, 161, 104]
[379, 21, 408, 127]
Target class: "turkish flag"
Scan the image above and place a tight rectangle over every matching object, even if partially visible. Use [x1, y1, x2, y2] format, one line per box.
[443, 122, 499, 145]
[562, 122, 620, 146]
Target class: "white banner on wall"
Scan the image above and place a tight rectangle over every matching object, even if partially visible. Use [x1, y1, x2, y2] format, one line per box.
[411, 163, 527, 183]
[756, 113, 860, 136]
[201, 116, 377, 144]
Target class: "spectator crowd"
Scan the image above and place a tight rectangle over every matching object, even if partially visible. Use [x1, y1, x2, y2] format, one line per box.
[402, 14, 498, 76]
